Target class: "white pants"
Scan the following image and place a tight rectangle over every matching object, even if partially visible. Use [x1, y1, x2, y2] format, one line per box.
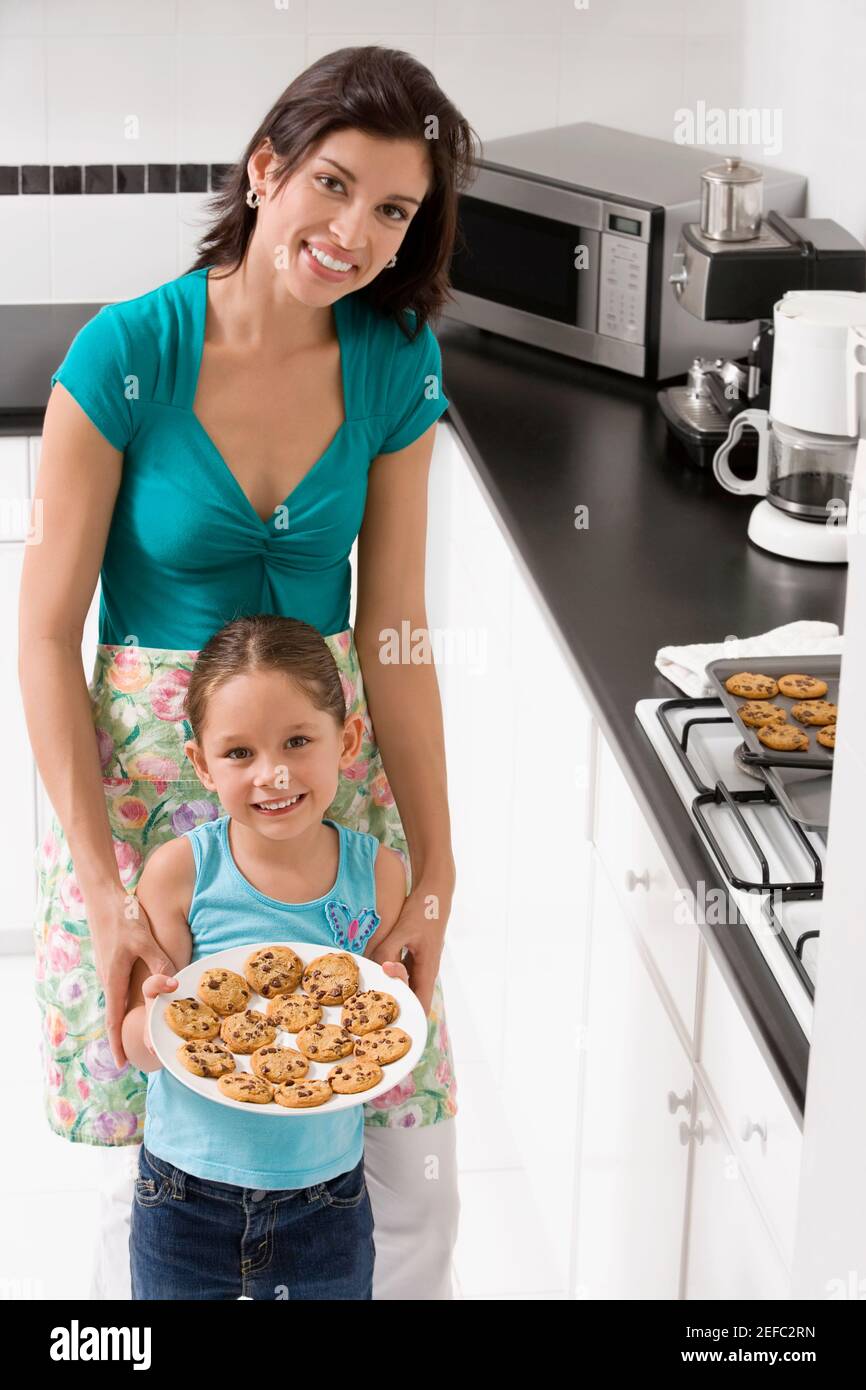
[90, 1117, 460, 1300]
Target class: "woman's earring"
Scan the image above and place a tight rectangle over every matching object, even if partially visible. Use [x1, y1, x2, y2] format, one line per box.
[245, 187, 261, 209]
[387, 254, 397, 268]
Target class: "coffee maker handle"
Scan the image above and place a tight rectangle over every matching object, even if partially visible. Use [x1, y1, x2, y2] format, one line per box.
[712, 408, 771, 496]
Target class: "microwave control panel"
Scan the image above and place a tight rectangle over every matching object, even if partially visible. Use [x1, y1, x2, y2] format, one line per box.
[598, 232, 649, 345]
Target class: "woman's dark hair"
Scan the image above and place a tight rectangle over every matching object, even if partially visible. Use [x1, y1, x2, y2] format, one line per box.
[184, 45, 480, 341]
[184, 615, 348, 745]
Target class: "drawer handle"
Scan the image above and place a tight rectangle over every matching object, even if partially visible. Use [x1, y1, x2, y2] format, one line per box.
[741, 1116, 768, 1145]
[679, 1119, 705, 1147]
[624, 868, 651, 893]
[667, 1087, 692, 1115]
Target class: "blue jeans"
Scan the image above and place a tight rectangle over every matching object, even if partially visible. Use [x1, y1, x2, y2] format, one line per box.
[129, 1143, 375, 1299]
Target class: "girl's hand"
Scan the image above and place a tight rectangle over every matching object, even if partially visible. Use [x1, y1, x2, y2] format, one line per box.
[367, 878, 452, 1017]
[379, 959, 410, 988]
[141, 973, 178, 1059]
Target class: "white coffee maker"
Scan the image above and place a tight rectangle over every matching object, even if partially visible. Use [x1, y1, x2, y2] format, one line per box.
[712, 290, 866, 563]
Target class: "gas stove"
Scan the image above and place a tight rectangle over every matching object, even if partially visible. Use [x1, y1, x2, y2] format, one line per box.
[635, 696, 825, 1041]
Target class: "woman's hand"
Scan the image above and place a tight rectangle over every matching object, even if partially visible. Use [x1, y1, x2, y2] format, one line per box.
[141, 973, 179, 1060]
[367, 878, 451, 1017]
[87, 884, 179, 1069]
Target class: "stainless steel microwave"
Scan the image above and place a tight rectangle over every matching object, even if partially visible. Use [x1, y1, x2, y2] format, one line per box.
[443, 122, 807, 381]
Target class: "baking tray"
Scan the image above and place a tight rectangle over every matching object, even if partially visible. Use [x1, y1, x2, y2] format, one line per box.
[762, 763, 832, 830]
[705, 654, 840, 771]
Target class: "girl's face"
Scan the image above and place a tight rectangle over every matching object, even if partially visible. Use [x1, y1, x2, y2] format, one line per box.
[250, 126, 432, 303]
[184, 668, 363, 837]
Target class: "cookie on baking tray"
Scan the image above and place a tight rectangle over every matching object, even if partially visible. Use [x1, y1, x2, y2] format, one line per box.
[243, 946, 304, 999]
[351, 1027, 412, 1065]
[791, 700, 837, 726]
[777, 673, 828, 699]
[817, 725, 836, 750]
[217, 1073, 274, 1104]
[736, 701, 787, 728]
[341, 990, 400, 1035]
[176, 1039, 236, 1078]
[295, 1022, 355, 1061]
[250, 1045, 308, 1083]
[724, 672, 779, 699]
[327, 1059, 383, 1094]
[273, 1078, 333, 1108]
[196, 967, 251, 1016]
[219, 1009, 278, 1054]
[302, 952, 360, 1005]
[757, 722, 810, 752]
[164, 996, 221, 1040]
[265, 992, 323, 1032]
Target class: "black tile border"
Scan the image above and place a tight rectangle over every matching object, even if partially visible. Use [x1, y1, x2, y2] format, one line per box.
[0, 163, 233, 193]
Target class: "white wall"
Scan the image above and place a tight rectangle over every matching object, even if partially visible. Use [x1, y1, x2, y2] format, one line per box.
[0, 0, 863, 302]
[0, 0, 748, 305]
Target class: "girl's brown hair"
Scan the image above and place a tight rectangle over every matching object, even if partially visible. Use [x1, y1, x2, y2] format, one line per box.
[184, 44, 480, 341]
[184, 615, 348, 745]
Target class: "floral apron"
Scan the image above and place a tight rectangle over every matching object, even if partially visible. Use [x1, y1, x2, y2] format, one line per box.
[33, 627, 458, 1145]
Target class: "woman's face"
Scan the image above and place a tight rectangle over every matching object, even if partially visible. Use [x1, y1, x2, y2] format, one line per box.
[184, 667, 364, 838]
[249, 126, 432, 302]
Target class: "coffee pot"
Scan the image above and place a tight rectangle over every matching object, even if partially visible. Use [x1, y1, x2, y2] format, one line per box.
[712, 290, 866, 562]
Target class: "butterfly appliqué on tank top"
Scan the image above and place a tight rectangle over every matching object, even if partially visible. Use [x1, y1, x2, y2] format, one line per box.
[325, 899, 381, 953]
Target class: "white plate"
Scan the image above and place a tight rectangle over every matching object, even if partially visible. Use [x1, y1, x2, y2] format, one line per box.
[149, 941, 427, 1116]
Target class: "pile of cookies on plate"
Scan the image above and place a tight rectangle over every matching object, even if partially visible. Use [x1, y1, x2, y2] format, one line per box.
[163, 946, 412, 1107]
[725, 672, 837, 753]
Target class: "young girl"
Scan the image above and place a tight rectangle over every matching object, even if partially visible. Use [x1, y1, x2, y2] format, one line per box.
[121, 615, 412, 1300]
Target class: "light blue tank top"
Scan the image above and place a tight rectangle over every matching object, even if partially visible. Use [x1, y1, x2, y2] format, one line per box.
[144, 813, 383, 1190]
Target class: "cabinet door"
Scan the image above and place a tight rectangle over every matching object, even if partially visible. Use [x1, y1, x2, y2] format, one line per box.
[685, 1082, 791, 1299]
[594, 731, 700, 1042]
[576, 849, 691, 1299]
[498, 557, 593, 1286]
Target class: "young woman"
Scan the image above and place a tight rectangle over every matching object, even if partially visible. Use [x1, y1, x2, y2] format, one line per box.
[20, 44, 479, 1300]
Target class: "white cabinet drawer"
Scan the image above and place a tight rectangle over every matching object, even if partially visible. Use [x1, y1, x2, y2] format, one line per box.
[0, 436, 32, 542]
[698, 948, 802, 1269]
[594, 730, 700, 1040]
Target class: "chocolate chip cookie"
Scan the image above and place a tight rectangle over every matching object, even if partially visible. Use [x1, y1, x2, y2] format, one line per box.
[817, 725, 836, 750]
[341, 990, 399, 1035]
[164, 996, 221, 1040]
[777, 673, 828, 699]
[265, 992, 323, 1032]
[176, 1039, 236, 1078]
[219, 1009, 278, 1055]
[196, 967, 251, 1016]
[243, 946, 304, 999]
[327, 1059, 383, 1094]
[273, 1078, 333, 1109]
[351, 1026, 412, 1065]
[295, 1023, 355, 1061]
[217, 1073, 274, 1104]
[757, 722, 810, 751]
[250, 1045, 308, 1083]
[737, 701, 787, 728]
[791, 700, 837, 726]
[302, 952, 360, 1005]
[724, 672, 779, 699]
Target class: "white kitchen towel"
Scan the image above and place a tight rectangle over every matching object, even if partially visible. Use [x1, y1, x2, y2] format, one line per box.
[655, 620, 843, 698]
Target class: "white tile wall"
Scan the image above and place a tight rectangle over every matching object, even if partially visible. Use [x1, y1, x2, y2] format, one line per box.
[10, 0, 862, 307]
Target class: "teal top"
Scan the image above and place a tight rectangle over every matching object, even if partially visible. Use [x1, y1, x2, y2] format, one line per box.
[144, 812, 383, 1190]
[50, 266, 450, 649]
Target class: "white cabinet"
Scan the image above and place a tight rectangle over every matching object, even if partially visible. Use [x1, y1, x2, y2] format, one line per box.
[594, 728, 700, 1043]
[576, 848, 691, 1298]
[697, 946, 802, 1270]
[430, 423, 593, 1293]
[685, 1079, 791, 1300]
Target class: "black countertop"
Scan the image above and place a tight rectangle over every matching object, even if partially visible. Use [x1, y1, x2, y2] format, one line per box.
[436, 316, 848, 1125]
[6, 323, 847, 1123]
